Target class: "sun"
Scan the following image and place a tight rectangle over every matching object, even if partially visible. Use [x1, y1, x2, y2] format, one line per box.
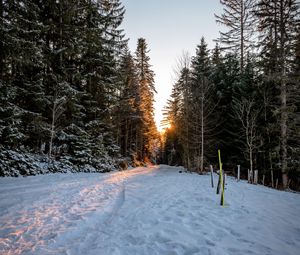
[158, 123, 173, 134]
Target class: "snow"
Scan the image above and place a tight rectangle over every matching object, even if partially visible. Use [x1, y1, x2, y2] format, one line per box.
[0, 165, 299, 255]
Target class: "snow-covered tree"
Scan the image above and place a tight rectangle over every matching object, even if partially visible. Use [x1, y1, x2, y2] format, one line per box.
[134, 38, 158, 161]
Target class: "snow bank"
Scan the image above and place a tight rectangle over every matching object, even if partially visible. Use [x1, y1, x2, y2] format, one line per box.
[0, 165, 299, 255]
[0, 149, 117, 177]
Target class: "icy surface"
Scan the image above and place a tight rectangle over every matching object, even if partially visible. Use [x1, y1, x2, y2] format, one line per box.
[0, 165, 300, 255]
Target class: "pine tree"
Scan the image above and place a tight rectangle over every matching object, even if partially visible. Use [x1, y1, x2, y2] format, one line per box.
[134, 38, 158, 161]
[214, 52, 241, 166]
[161, 55, 190, 165]
[287, 24, 300, 187]
[255, 0, 299, 188]
[0, 0, 128, 172]
[189, 37, 218, 172]
[115, 47, 140, 157]
[0, 0, 46, 149]
[40, 0, 85, 158]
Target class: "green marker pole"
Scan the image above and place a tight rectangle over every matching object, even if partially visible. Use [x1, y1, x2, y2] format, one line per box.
[218, 150, 225, 206]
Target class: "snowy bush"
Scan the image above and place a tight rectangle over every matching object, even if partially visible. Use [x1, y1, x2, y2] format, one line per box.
[0, 148, 120, 177]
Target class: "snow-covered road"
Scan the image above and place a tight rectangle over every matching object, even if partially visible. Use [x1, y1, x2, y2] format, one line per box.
[0, 165, 300, 255]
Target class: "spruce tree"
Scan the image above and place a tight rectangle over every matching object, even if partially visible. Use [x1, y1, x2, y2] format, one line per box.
[0, 0, 46, 150]
[134, 38, 157, 161]
[189, 37, 218, 172]
[115, 47, 140, 157]
[255, 0, 299, 188]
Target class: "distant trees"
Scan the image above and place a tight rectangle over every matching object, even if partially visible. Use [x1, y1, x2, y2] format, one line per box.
[255, 0, 299, 188]
[162, 53, 191, 167]
[115, 39, 158, 162]
[163, 0, 299, 189]
[135, 38, 158, 161]
[163, 38, 219, 172]
[115, 48, 139, 157]
[189, 38, 219, 172]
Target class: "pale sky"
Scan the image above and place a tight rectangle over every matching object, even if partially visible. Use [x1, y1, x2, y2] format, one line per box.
[121, 0, 222, 131]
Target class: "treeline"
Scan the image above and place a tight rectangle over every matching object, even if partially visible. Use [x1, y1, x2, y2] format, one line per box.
[162, 0, 300, 190]
[0, 0, 158, 176]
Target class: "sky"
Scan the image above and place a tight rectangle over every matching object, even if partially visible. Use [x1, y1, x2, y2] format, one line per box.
[121, 0, 223, 131]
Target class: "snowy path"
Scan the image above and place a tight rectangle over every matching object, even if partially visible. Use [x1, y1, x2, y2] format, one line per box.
[0, 165, 300, 255]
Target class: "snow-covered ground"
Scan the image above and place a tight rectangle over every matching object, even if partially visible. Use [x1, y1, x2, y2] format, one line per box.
[0, 165, 299, 255]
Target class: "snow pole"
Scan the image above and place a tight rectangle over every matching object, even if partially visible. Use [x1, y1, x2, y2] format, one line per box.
[210, 165, 214, 188]
[216, 174, 221, 194]
[218, 149, 225, 206]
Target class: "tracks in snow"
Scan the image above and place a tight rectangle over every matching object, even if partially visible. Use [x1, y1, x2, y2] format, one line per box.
[1, 166, 300, 255]
[0, 167, 158, 255]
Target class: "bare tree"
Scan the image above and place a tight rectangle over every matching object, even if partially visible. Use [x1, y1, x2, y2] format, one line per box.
[48, 86, 67, 158]
[233, 97, 261, 172]
[174, 52, 193, 169]
[215, 0, 256, 72]
[188, 77, 219, 173]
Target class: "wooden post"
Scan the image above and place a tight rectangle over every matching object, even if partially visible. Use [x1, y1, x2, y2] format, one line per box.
[287, 179, 291, 189]
[262, 175, 265, 186]
[216, 171, 221, 194]
[275, 178, 278, 189]
[249, 169, 253, 184]
[220, 167, 225, 206]
[271, 170, 274, 188]
[218, 150, 225, 206]
[237, 165, 240, 182]
[210, 165, 214, 188]
[248, 169, 250, 183]
[254, 170, 258, 184]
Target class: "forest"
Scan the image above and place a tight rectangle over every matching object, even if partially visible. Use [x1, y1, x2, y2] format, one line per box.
[0, 0, 159, 176]
[0, 0, 299, 190]
[162, 0, 300, 190]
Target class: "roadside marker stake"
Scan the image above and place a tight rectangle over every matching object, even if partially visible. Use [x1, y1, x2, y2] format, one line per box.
[218, 150, 225, 206]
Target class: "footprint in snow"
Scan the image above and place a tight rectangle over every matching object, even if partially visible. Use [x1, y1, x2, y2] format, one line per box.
[163, 216, 172, 222]
[228, 229, 241, 237]
[205, 239, 216, 247]
[176, 211, 185, 217]
[123, 234, 145, 246]
[195, 246, 213, 255]
[162, 228, 177, 236]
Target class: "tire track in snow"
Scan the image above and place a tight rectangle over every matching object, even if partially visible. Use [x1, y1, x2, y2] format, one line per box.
[96, 167, 214, 255]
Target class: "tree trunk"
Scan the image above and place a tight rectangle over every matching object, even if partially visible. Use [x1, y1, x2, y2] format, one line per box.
[124, 120, 128, 156]
[0, 0, 4, 78]
[210, 165, 214, 187]
[240, 0, 244, 72]
[280, 0, 288, 189]
[200, 84, 204, 172]
[129, 121, 132, 153]
[49, 101, 56, 158]
[254, 170, 258, 184]
[281, 82, 288, 189]
[249, 148, 253, 172]
[271, 170, 274, 188]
